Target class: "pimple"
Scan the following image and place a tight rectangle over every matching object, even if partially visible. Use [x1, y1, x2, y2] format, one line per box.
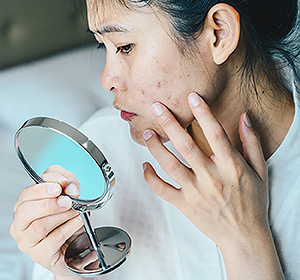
[171, 99, 180, 108]
[156, 80, 167, 89]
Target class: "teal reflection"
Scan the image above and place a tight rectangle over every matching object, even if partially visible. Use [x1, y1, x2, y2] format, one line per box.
[18, 127, 105, 200]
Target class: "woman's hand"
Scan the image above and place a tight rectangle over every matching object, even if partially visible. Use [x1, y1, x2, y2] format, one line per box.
[10, 165, 84, 279]
[143, 92, 284, 279]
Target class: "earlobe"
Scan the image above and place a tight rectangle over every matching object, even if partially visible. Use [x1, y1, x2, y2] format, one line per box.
[206, 4, 240, 65]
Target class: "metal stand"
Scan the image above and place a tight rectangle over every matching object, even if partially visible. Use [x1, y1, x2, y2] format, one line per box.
[80, 212, 108, 271]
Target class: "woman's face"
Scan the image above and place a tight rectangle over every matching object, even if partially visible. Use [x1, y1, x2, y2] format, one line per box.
[87, 1, 217, 145]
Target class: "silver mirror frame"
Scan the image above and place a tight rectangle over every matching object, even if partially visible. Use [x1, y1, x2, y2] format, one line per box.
[14, 117, 132, 276]
[14, 117, 115, 212]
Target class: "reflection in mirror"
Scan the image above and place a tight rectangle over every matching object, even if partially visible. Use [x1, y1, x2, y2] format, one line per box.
[65, 227, 132, 276]
[17, 126, 106, 200]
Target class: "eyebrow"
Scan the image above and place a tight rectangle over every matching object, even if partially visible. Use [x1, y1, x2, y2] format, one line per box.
[87, 24, 132, 35]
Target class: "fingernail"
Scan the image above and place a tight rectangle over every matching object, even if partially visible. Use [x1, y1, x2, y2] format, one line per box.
[243, 113, 252, 128]
[152, 103, 164, 116]
[57, 196, 72, 208]
[189, 92, 201, 107]
[65, 183, 79, 196]
[143, 130, 153, 141]
[47, 184, 60, 196]
[142, 163, 148, 171]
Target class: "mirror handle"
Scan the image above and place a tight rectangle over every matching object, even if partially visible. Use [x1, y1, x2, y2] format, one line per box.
[80, 212, 108, 270]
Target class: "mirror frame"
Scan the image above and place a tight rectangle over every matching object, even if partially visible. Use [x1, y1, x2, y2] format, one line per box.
[14, 117, 115, 212]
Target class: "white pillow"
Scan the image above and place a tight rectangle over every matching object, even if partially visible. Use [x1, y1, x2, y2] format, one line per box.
[0, 45, 112, 133]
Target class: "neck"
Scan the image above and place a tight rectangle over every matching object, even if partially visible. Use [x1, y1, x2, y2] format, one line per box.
[190, 63, 295, 160]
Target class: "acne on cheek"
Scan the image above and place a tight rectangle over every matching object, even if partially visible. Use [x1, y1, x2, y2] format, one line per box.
[156, 80, 167, 89]
[170, 99, 180, 108]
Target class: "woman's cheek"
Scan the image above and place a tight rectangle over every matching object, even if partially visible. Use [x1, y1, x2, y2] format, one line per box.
[168, 97, 195, 129]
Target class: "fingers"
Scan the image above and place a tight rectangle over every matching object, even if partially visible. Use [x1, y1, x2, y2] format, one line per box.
[14, 183, 62, 212]
[44, 165, 80, 197]
[16, 210, 79, 251]
[239, 113, 267, 181]
[67, 251, 99, 271]
[143, 129, 194, 187]
[15, 166, 80, 213]
[14, 170, 74, 212]
[143, 162, 184, 208]
[188, 93, 235, 160]
[13, 196, 72, 232]
[150, 102, 211, 170]
[28, 215, 83, 265]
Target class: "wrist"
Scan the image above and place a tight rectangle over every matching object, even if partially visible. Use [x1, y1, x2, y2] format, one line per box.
[218, 227, 284, 280]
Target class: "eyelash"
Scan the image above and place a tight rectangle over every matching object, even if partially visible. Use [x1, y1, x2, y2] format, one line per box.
[97, 43, 105, 49]
[97, 43, 134, 55]
[116, 44, 134, 55]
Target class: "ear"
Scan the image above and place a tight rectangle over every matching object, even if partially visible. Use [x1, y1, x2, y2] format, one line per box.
[204, 4, 240, 65]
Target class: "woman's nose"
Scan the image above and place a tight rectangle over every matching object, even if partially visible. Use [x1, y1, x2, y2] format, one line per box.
[101, 58, 126, 92]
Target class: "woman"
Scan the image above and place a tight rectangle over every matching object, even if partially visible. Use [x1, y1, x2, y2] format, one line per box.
[10, 0, 300, 279]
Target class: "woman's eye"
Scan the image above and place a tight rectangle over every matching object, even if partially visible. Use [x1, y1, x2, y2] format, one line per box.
[97, 43, 106, 50]
[116, 44, 134, 55]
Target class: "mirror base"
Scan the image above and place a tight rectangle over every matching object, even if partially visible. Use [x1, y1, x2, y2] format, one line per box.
[65, 226, 131, 277]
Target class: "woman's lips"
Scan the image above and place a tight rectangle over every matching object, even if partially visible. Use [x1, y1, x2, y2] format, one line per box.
[120, 110, 137, 121]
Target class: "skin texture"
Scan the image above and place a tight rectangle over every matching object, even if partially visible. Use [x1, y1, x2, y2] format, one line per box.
[10, 1, 295, 279]
[87, 2, 225, 145]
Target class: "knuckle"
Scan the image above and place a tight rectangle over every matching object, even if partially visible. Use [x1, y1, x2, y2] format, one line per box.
[44, 164, 64, 173]
[177, 140, 195, 155]
[230, 158, 243, 174]
[14, 204, 26, 224]
[213, 127, 227, 143]
[52, 227, 66, 242]
[63, 170, 79, 184]
[42, 199, 53, 212]
[153, 185, 168, 200]
[163, 159, 181, 176]
[212, 178, 225, 192]
[31, 219, 47, 237]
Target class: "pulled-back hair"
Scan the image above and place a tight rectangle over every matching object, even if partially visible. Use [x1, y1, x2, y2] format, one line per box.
[94, 0, 300, 102]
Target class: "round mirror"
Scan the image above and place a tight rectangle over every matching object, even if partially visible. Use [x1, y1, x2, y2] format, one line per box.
[14, 117, 131, 276]
[14, 117, 115, 211]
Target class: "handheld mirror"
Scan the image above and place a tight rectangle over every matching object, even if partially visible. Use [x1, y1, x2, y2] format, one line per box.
[15, 117, 131, 277]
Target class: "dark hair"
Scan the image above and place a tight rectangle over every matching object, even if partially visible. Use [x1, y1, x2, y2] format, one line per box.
[99, 0, 300, 103]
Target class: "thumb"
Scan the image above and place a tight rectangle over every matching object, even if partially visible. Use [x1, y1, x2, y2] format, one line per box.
[239, 113, 267, 182]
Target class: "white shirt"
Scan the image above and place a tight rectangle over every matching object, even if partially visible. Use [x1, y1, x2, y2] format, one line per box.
[267, 82, 300, 279]
[32, 86, 300, 280]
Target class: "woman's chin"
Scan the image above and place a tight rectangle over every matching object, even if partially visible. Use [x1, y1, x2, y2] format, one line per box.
[129, 128, 147, 146]
[130, 128, 170, 147]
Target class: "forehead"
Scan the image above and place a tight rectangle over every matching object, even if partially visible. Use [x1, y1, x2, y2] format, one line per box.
[86, 0, 139, 30]
[86, 0, 171, 36]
